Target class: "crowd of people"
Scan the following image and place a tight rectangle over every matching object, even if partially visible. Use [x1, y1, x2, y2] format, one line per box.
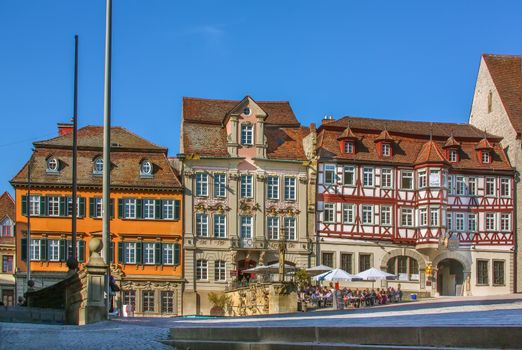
[299, 284, 403, 310]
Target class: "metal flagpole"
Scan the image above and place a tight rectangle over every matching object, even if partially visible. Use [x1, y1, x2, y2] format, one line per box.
[102, 0, 112, 316]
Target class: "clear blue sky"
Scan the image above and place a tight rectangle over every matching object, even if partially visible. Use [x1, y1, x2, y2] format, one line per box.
[1, 0, 522, 195]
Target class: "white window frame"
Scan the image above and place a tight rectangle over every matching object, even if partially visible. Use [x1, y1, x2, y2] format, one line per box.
[468, 213, 477, 232]
[343, 166, 356, 186]
[240, 175, 253, 198]
[500, 213, 511, 232]
[241, 124, 254, 145]
[284, 217, 296, 240]
[468, 177, 477, 196]
[195, 173, 208, 197]
[214, 214, 226, 238]
[500, 178, 510, 198]
[196, 213, 209, 237]
[401, 170, 414, 190]
[342, 203, 355, 224]
[240, 216, 253, 238]
[361, 205, 373, 225]
[143, 199, 155, 219]
[485, 213, 496, 231]
[485, 177, 496, 197]
[324, 164, 336, 185]
[447, 212, 453, 231]
[419, 170, 427, 189]
[162, 200, 174, 220]
[267, 216, 279, 240]
[124, 198, 137, 219]
[419, 207, 428, 227]
[382, 143, 391, 157]
[482, 151, 490, 164]
[267, 176, 279, 200]
[215, 260, 226, 282]
[48, 239, 60, 261]
[144, 243, 155, 265]
[284, 176, 296, 201]
[429, 169, 440, 187]
[29, 195, 41, 216]
[380, 205, 392, 226]
[344, 141, 354, 154]
[429, 207, 439, 226]
[381, 168, 393, 189]
[162, 243, 174, 265]
[48, 196, 60, 216]
[323, 203, 335, 223]
[456, 176, 466, 195]
[30, 239, 41, 261]
[196, 259, 208, 280]
[93, 157, 103, 174]
[455, 212, 465, 231]
[214, 173, 227, 198]
[449, 149, 458, 163]
[363, 167, 374, 187]
[401, 208, 413, 227]
[124, 242, 137, 264]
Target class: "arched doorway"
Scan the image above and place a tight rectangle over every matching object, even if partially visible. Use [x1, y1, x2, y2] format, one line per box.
[437, 259, 464, 296]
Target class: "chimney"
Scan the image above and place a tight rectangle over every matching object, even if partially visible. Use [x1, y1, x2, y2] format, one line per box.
[57, 122, 74, 136]
[321, 115, 335, 125]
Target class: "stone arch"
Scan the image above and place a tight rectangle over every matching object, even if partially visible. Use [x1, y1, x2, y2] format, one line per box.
[380, 248, 427, 270]
[432, 251, 472, 273]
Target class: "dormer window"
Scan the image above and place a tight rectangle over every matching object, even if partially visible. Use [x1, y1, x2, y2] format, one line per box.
[449, 149, 458, 163]
[344, 141, 354, 154]
[241, 124, 253, 145]
[140, 160, 153, 176]
[46, 157, 59, 173]
[243, 107, 251, 116]
[382, 143, 391, 157]
[482, 151, 490, 164]
[93, 157, 103, 175]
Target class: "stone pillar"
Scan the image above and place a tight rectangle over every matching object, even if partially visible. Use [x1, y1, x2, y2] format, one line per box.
[227, 116, 239, 157]
[255, 116, 266, 158]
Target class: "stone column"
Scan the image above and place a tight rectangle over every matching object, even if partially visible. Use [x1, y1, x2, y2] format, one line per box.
[255, 116, 266, 158]
[227, 116, 239, 157]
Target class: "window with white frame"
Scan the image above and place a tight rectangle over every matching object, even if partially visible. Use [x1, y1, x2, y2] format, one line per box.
[485, 213, 496, 231]
[380, 205, 392, 226]
[215, 260, 226, 281]
[284, 177, 296, 201]
[240, 175, 253, 198]
[214, 173, 227, 198]
[455, 213, 465, 231]
[267, 216, 279, 240]
[324, 164, 336, 185]
[162, 243, 174, 265]
[241, 124, 254, 145]
[482, 151, 490, 164]
[456, 176, 466, 195]
[443, 170, 448, 188]
[48, 196, 60, 216]
[93, 157, 103, 174]
[401, 170, 413, 190]
[382, 143, 391, 156]
[343, 166, 355, 186]
[468, 213, 477, 232]
[447, 212, 453, 231]
[486, 177, 496, 196]
[93, 197, 103, 218]
[419, 208, 428, 226]
[344, 141, 354, 154]
[240, 216, 253, 238]
[144, 243, 155, 265]
[363, 167, 374, 187]
[196, 213, 208, 237]
[361, 205, 373, 225]
[419, 170, 427, 189]
[448, 175, 454, 194]
[30, 239, 41, 261]
[124, 198, 136, 219]
[401, 208, 413, 227]
[124, 242, 137, 264]
[449, 149, 458, 162]
[381, 168, 393, 188]
[468, 177, 477, 196]
[29, 195, 41, 216]
[430, 207, 439, 226]
[500, 213, 511, 231]
[162, 200, 174, 220]
[195, 173, 208, 197]
[48, 239, 60, 261]
[267, 176, 279, 200]
[343, 203, 355, 224]
[66, 197, 81, 217]
[143, 199, 155, 219]
[284, 217, 296, 240]
[500, 178, 510, 197]
[196, 259, 208, 280]
[429, 169, 441, 187]
[214, 214, 226, 238]
[323, 203, 335, 223]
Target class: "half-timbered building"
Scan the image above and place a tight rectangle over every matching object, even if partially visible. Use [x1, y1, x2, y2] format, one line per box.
[316, 116, 515, 297]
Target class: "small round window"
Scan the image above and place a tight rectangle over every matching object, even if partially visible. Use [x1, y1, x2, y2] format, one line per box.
[47, 157, 59, 172]
[243, 107, 251, 116]
[141, 160, 152, 175]
[94, 157, 103, 174]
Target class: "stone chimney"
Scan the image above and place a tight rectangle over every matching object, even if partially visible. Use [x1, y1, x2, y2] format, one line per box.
[57, 122, 74, 136]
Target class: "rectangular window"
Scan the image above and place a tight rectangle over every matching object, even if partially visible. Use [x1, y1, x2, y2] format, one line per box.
[196, 213, 208, 237]
[29, 195, 41, 216]
[284, 217, 296, 240]
[419, 170, 427, 189]
[448, 175, 454, 194]
[267, 217, 279, 240]
[398, 256, 408, 274]
[241, 124, 253, 145]
[214, 214, 226, 238]
[196, 259, 208, 280]
[382, 143, 391, 156]
[162, 200, 174, 220]
[324, 164, 336, 185]
[48, 239, 60, 261]
[324, 203, 335, 223]
[447, 212, 453, 231]
[66, 197, 81, 217]
[195, 173, 208, 197]
[493, 261, 505, 286]
[143, 199, 155, 219]
[48, 196, 60, 216]
[161, 291, 174, 313]
[344, 142, 353, 153]
[430, 207, 439, 226]
[482, 151, 490, 164]
[359, 254, 371, 272]
[401, 208, 413, 227]
[240, 175, 253, 198]
[361, 205, 373, 225]
[468, 177, 477, 196]
[142, 290, 155, 312]
[363, 167, 374, 187]
[429, 169, 440, 187]
[122, 290, 136, 309]
[343, 166, 355, 186]
[94, 198, 103, 218]
[456, 176, 465, 195]
[455, 213, 465, 231]
[401, 170, 413, 190]
[2, 255, 13, 273]
[214, 173, 227, 198]
[322, 252, 334, 268]
[380, 205, 392, 226]
[215, 260, 226, 281]
[500, 213, 511, 231]
[343, 203, 355, 224]
[340, 253, 353, 274]
[162, 243, 174, 265]
[419, 208, 428, 227]
[381, 168, 392, 188]
[477, 260, 489, 285]
[267, 176, 279, 200]
[485, 177, 495, 196]
[144, 243, 155, 265]
[124, 242, 137, 264]
[468, 213, 477, 232]
[1, 224, 12, 237]
[124, 198, 136, 219]
[240, 216, 253, 238]
[30, 239, 41, 261]
[449, 149, 458, 162]
[284, 177, 296, 201]
[486, 213, 496, 231]
[500, 178, 510, 197]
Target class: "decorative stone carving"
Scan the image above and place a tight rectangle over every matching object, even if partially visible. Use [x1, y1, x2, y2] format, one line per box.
[228, 173, 240, 181]
[194, 203, 206, 212]
[239, 200, 260, 215]
[298, 175, 308, 184]
[256, 173, 267, 182]
[184, 170, 195, 178]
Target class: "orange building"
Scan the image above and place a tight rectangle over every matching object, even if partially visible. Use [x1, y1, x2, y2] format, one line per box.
[11, 124, 183, 316]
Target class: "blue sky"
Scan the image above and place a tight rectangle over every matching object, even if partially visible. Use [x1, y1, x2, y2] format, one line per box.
[1, 0, 522, 194]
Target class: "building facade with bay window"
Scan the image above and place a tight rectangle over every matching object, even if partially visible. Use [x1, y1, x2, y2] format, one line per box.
[315, 116, 515, 297]
[178, 96, 313, 315]
[11, 123, 183, 316]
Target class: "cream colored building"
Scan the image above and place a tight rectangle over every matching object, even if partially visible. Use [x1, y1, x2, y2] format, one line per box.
[469, 54, 522, 293]
[179, 96, 313, 315]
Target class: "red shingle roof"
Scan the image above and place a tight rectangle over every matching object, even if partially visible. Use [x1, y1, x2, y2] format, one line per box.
[375, 129, 394, 143]
[0, 192, 15, 220]
[443, 135, 461, 148]
[415, 140, 448, 165]
[337, 126, 358, 140]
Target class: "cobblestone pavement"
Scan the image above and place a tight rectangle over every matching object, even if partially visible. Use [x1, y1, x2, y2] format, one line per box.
[1, 295, 521, 349]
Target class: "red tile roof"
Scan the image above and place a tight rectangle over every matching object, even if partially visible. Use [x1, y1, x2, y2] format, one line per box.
[375, 129, 394, 143]
[0, 192, 15, 220]
[337, 126, 357, 140]
[415, 140, 448, 165]
[475, 137, 494, 150]
[443, 136, 461, 148]
[483, 54, 522, 133]
[265, 126, 310, 161]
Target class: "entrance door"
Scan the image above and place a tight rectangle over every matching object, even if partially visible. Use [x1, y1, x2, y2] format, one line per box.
[2, 289, 14, 306]
[437, 259, 464, 296]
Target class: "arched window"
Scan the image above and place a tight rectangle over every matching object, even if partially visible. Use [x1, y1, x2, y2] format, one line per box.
[46, 157, 59, 172]
[93, 157, 103, 175]
[387, 256, 419, 281]
[140, 160, 152, 176]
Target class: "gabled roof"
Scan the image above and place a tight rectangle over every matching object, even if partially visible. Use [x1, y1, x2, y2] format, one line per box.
[443, 135, 461, 148]
[475, 137, 494, 150]
[415, 140, 448, 165]
[483, 54, 522, 133]
[0, 192, 15, 221]
[375, 129, 394, 143]
[337, 126, 357, 140]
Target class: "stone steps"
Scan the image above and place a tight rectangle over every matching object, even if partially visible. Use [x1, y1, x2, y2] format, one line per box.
[167, 326, 522, 350]
[0, 306, 64, 324]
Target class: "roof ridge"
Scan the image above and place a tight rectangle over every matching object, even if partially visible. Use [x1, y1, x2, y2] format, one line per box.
[183, 96, 291, 104]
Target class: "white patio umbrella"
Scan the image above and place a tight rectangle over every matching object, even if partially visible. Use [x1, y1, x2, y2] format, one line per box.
[242, 265, 270, 274]
[306, 264, 333, 276]
[313, 268, 355, 282]
[355, 267, 397, 280]
[265, 262, 297, 273]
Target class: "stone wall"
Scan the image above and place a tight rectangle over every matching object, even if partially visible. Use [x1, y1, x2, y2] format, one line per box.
[224, 282, 297, 316]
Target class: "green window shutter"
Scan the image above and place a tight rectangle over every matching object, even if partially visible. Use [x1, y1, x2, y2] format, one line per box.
[40, 196, 47, 216]
[59, 197, 66, 216]
[174, 243, 180, 266]
[136, 242, 143, 265]
[110, 241, 115, 263]
[155, 200, 162, 219]
[59, 239, 66, 261]
[110, 199, 115, 219]
[117, 242, 124, 263]
[174, 200, 180, 220]
[78, 240, 85, 262]
[117, 199, 123, 219]
[136, 199, 143, 219]
[21, 238, 27, 261]
[41, 239, 48, 261]
[79, 197, 86, 217]
[89, 198, 95, 218]
[22, 195, 28, 216]
[155, 243, 161, 265]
